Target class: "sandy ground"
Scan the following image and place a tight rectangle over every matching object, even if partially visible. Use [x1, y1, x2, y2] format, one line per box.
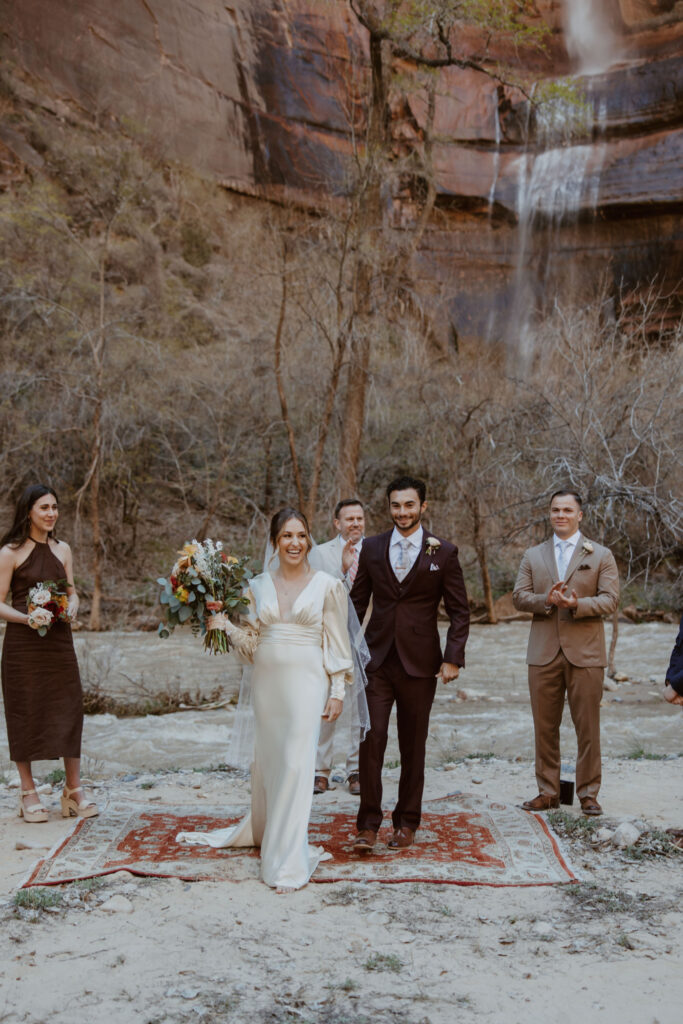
[0, 622, 681, 1024]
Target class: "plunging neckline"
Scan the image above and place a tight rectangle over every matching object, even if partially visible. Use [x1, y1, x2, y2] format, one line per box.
[268, 570, 321, 623]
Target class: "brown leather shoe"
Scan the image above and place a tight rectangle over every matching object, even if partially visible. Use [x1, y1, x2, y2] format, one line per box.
[521, 794, 560, 812]
[347, 772, 361, 796]
[387, 826, 415, 850]
[580, 796, 603, 816]
[353, 829, 376, 853]
[313, 775, 329, 794]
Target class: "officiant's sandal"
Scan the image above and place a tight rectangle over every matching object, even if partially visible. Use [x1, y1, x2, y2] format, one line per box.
[18, 789, 48, 823]
[521, 793, 559, 812]
[579, 796, 603, 816]
[61, 785, 99, 819]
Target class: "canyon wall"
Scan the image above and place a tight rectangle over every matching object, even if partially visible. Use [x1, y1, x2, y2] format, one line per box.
[1, 0, 682, 342]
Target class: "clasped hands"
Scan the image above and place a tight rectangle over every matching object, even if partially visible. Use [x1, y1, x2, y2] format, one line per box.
[27, 594, 80, 630]
[546, 580, 578, 610]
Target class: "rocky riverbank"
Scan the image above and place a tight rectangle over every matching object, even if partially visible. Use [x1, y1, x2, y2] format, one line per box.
[0, 622, 681, 1023]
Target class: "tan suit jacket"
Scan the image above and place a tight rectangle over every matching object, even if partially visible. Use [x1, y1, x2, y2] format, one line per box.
[309, 535, 346, 579]
[512, 535, 619, 667]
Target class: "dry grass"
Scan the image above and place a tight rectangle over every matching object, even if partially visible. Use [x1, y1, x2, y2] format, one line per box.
[82, 683, 228, 717]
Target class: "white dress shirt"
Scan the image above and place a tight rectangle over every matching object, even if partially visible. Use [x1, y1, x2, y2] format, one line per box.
[554, 530, 581, 580]
[390, 525, 423, 578]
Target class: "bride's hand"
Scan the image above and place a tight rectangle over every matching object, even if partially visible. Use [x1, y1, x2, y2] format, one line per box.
[322, 697, 343, 722]
[207, 612, 230, 632]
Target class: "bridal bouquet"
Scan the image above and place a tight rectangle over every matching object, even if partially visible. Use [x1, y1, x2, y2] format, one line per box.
[27, 579, 70, 636]
[157, 539, 251, 654]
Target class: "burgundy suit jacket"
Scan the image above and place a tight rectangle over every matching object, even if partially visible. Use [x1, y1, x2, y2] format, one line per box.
[350, 530, 469, 677]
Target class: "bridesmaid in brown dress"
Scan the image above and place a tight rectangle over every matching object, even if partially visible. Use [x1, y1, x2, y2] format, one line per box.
[0, 484, 97, 822]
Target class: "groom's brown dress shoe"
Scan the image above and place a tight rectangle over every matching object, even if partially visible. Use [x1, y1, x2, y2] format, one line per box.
[387, 826, 415, 850]
[521, 794, 560, 812]
[580, 796, 603, 816]
[313, 776, 329, 794]
[353, 830, 377, 853]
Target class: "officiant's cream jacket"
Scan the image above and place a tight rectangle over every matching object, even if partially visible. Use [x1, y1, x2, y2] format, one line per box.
[512, 535, 619, 667]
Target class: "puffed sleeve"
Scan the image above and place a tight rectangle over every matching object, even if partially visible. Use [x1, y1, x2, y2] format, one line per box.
[322, 578, 354, 700]
[222, 588, 260, 663]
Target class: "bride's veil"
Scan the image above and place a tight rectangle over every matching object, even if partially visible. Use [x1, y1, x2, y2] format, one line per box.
[225, 589, 370, 773]
[342, 595, 371, 743]
[225, 665, 255, 771]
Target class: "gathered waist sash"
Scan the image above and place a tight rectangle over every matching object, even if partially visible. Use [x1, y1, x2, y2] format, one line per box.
[259, 623, 321, 647]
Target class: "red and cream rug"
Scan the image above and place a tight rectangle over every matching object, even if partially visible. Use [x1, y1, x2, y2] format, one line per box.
[23, 793, 577, 888]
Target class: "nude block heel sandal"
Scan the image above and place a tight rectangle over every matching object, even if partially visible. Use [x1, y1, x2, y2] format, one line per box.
[61, 786, 99, 819]
[18, 789, 48, 823]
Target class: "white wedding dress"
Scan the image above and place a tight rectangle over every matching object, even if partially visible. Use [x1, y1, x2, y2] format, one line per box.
[176, 571, 353, 890]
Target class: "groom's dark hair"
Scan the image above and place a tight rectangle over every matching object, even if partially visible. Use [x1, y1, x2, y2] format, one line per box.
[386, 475, 426, 504]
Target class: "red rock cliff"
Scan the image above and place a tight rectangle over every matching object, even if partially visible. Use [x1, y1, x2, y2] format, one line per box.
[1, 0, 681, 341]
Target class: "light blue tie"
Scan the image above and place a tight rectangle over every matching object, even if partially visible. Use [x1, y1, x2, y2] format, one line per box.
[557, 540, 570, 580]
[395, 539, 411, 581]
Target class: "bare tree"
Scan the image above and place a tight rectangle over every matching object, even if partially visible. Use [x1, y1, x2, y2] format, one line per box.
[516, 297, 682, 586]
[335, 1, 548, 493]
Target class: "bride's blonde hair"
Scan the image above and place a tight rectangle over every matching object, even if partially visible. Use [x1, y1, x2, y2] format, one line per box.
[269, 507, 313, 556]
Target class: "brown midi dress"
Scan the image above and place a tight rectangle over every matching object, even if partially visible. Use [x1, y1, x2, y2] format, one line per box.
[1, 540, 83, 761]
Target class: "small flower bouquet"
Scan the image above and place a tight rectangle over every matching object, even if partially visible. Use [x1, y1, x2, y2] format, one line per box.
[27, 579, 70, 636]
[157, 539, 252, 654]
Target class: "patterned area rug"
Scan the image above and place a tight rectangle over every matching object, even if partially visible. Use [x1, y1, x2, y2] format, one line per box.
[23, 793, 577, 888]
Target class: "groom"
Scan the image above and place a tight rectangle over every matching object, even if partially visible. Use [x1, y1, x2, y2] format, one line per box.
[350, 475, 469, 851]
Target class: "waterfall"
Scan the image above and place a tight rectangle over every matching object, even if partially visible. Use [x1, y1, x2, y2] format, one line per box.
[562, 0, 620, 76]
[488, 94, 501, 214]
[501, 2, 624, 360]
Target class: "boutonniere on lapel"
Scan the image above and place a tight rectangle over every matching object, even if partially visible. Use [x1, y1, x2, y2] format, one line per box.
[581, 541, 593, 556]
[426, 536, 440, 557]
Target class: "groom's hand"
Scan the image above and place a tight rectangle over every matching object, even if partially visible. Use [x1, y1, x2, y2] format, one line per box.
[437, 662, 459, 684]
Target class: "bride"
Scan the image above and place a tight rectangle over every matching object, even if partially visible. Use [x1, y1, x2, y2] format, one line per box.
[176, 507, 358, 892]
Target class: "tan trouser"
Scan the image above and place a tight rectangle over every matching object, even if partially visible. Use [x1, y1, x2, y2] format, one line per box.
[528, 649, 604, 800]
[315, 718, 359, 779]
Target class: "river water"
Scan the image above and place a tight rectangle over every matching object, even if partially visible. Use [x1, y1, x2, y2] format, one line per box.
[0, 622, 679, 776]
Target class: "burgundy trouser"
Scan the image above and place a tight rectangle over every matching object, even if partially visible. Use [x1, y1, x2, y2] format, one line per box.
[357, 644, 437, 833]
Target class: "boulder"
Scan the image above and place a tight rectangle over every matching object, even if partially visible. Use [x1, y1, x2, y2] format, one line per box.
[612, 821, 642, 847]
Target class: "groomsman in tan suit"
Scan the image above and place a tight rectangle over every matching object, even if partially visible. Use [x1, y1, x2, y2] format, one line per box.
[308, 499, 365, 795]
[512, 490, 619, 816]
